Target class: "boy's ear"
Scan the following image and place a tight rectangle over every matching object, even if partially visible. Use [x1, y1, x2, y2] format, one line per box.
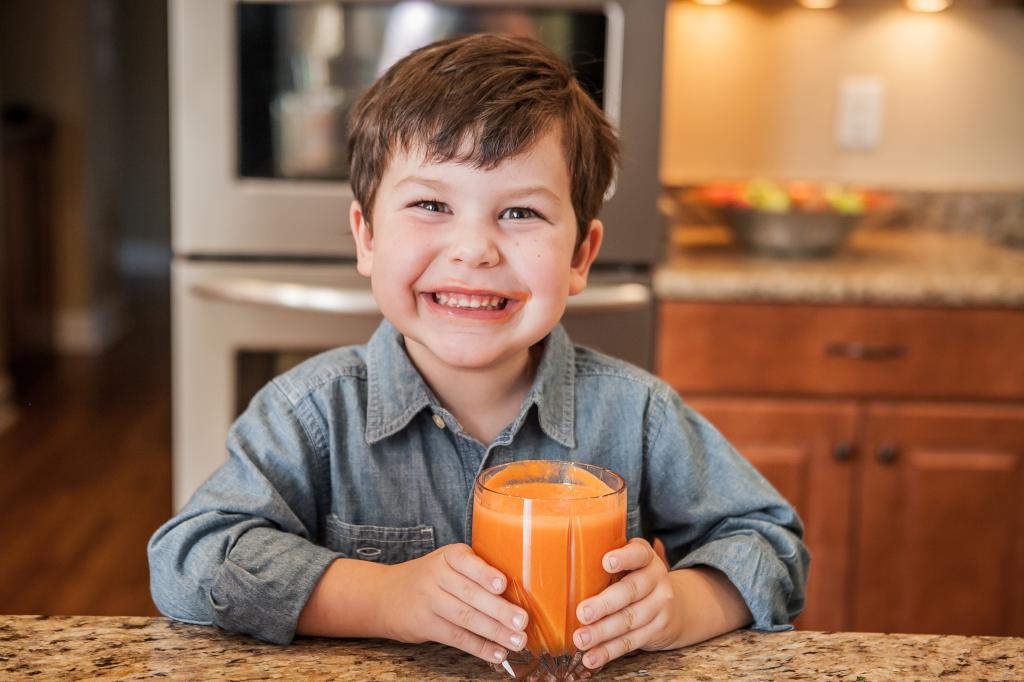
[350, 200, 373, 277]
[568, 219, 604, 296]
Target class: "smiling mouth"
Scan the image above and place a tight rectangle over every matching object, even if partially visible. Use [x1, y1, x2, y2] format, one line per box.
[431, 291, 509, 311]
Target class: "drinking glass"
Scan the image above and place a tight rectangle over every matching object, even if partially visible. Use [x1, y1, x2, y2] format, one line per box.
[472, 460, 627, 680]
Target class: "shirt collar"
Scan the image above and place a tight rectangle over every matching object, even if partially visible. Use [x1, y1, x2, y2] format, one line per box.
[364, 320, 576, 448]
[523, 323, 576, 448]
[365, 320, 435, 444]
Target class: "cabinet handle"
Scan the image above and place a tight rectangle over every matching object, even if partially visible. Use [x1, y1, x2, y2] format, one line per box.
[877, 444, 898, 464]
[833, 442, 854, 461]
[824, 342, 908, 361]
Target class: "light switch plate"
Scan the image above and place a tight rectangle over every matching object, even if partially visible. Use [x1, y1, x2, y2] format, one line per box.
[836, 76, 885, 150]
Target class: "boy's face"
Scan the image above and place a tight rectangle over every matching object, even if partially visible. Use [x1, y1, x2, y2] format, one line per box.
[350, 128, 602, 374]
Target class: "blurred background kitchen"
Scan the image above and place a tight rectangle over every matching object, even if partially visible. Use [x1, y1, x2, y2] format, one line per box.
[1, 0, 1022, 637]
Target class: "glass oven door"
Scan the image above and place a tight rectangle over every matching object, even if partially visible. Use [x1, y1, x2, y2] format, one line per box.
[237, 2, 609, 183]
[170, 0, 629, 259]
[173, 260, 381, 508]
[173, 258, 650, 508]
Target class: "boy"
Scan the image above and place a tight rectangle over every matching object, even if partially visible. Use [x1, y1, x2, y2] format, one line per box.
[149, 34, 808, 671]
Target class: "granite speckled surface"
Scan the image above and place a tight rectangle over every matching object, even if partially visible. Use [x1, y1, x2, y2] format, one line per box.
[2, 616, 1022, 680]
[654, 227, 1024, 308]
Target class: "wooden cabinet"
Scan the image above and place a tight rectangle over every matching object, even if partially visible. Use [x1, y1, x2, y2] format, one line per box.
[657, 301, 1024, 636]
[853, 402, 1024, 636]
[680, 398, 858, 632]
[657, 302, 1024, 400]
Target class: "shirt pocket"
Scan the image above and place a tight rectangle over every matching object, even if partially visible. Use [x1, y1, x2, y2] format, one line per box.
[324, 515, 436, 564]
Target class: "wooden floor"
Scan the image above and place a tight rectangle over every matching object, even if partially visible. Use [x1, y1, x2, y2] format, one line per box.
[0, 278, 171, 616]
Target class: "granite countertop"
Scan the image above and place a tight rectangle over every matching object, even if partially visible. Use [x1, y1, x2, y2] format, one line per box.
[654, 226, 1024, 308]
[3, 616, 1022, 680]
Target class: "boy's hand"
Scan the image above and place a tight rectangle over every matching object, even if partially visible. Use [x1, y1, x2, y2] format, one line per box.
[380, 543, 529, 664]
[571, 538, 683, 669]
[571, 538, 753, 670]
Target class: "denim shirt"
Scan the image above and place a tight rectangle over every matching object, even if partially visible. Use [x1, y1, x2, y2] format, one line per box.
[148, 320, 809, 645]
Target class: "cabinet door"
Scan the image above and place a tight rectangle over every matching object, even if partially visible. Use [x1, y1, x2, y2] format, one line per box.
[685, 397, 859, 632]
[853, 402, 1024, 636]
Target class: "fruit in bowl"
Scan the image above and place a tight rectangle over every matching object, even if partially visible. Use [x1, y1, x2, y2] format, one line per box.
[686, 179, 887, 258]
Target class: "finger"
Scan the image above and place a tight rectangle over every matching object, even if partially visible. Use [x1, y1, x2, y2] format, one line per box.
[573, 592, 657, 652]
[576, 562, 659, 625]
[432, 614, 510, 665]
[652, 537, 670, 568]
[581, 619, 661, 670]
[443, 544, 509, 594]
[601, 538, 655, 573]
[438, 571, 529, 648]
[435, 589, 528, 653]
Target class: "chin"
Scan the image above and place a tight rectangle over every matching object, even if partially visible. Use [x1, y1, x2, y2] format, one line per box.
[431, 342, 513, 370]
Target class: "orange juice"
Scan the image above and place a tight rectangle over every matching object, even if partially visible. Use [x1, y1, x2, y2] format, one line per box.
[472, 461, 626, 658]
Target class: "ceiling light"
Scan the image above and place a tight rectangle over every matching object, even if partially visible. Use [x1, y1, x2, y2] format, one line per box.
[692, 0, 730, 6]
[905, 0, 951, 11]
[800, 0, 838, 8]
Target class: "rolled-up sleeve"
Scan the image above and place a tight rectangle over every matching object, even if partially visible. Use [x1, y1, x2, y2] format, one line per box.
[147, 382, 341, 644]
[644, 388, 810, 631]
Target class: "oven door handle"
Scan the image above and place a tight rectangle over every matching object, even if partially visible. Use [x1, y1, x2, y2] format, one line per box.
[190, 278, 381, 315]
[191, 278, 651, 315]
[565, 282, 651, 313]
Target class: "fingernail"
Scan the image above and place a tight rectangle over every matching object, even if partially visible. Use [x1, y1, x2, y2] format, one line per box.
[512, 613, 525, 629]
[492, 577, 505, 593]
[584, 653, 598, 668]
[577, 630, 591, 648]
[493, 649, 507, 662]
[510, 633, 524, 648]
[581, 605, 593, 623]
[606, 556, 619, 571]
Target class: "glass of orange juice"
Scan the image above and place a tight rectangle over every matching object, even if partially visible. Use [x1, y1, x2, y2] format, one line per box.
[472, 460, 627, 680]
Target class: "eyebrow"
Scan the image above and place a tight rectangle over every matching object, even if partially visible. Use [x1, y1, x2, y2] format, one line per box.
[505, 186, 562, 205]
[394, 176, 561, 205]
[394, 175, 450, 191]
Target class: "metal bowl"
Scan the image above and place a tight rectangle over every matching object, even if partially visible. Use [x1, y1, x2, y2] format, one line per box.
[722, 207, 861, 258]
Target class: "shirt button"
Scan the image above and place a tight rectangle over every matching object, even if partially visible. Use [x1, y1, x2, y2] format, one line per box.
[432, 414, 445, 429]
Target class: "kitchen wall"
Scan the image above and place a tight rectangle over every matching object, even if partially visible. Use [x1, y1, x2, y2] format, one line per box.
[0, 0, 123, 353]
[661, 1, 1024, 189]
[1, 0, 171, 353]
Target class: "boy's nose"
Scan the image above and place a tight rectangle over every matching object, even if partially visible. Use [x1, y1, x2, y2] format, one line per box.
[446, 222, 500, 268]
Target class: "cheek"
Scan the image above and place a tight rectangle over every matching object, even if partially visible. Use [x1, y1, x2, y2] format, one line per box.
[378, 231, 437, 281]
[514, 239, 573, 295]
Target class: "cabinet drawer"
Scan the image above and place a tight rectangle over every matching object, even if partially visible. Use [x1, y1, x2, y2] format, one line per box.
[657, 302, 1024, 399]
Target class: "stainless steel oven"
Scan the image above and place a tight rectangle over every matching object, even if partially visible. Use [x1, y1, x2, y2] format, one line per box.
[170, 0, 666, 509]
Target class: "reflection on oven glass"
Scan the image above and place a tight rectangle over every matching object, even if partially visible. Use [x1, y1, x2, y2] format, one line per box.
[235, 350, 327, 417]
[238, 2, 607, 181]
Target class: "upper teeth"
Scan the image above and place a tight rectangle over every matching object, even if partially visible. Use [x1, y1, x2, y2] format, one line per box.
[434, 292, 506, 309]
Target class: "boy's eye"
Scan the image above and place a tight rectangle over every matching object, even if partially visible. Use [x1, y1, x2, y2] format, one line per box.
[414, 200, 450, 213]
[500, 207, 541, 221]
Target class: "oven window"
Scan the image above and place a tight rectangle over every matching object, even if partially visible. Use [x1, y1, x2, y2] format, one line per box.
[235, 350, 328, 416]
[237, 2, 608, 182]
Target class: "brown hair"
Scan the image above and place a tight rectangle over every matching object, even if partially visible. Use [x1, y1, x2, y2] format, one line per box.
[347, 33, 620, 247]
